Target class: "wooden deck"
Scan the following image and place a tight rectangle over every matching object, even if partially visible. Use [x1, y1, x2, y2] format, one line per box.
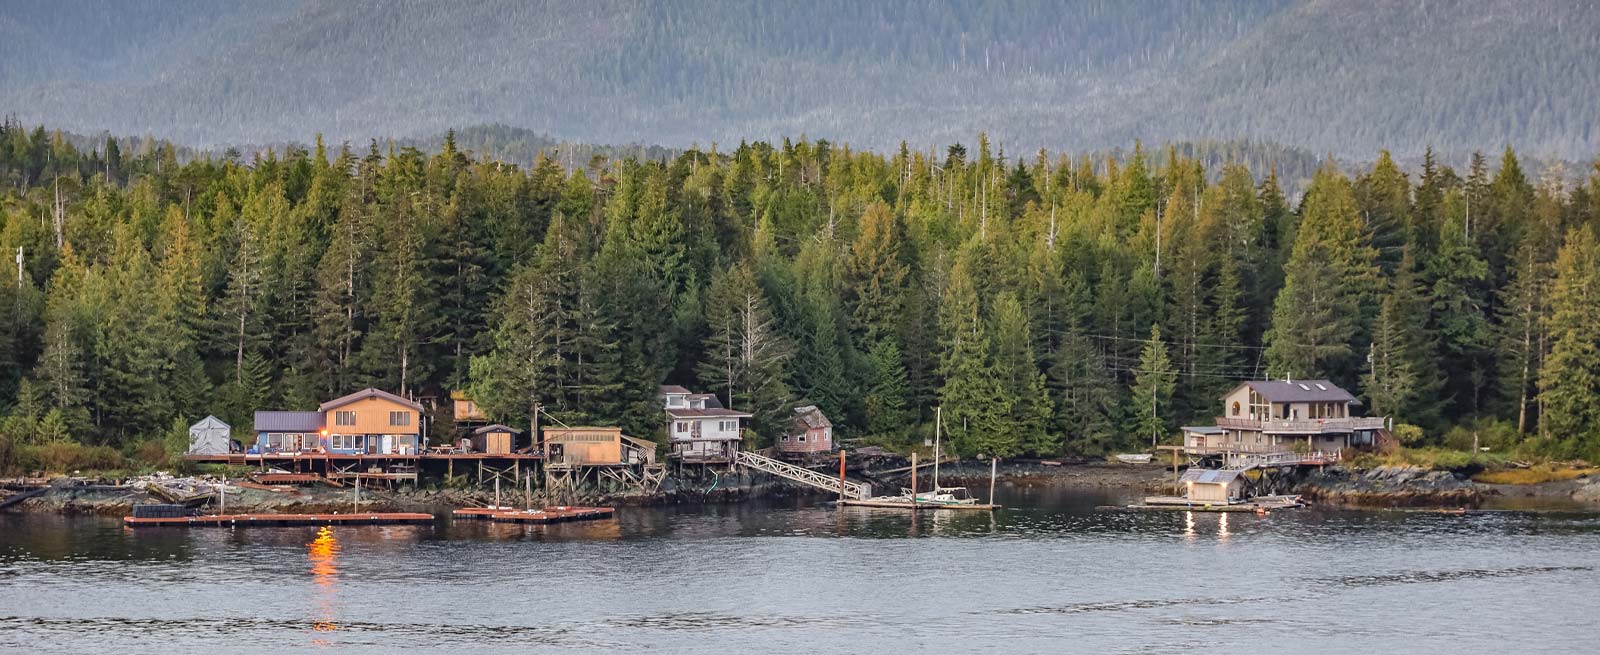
[837, 498, 999, 511]
[123, 512, 436, 527]
[186, 452, 543, 463]
[451, 506, 615, 524]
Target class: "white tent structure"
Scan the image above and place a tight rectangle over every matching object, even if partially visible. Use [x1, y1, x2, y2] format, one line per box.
[187, 415, 233, 455]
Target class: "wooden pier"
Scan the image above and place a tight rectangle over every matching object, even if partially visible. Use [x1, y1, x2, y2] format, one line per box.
[452, 506, 616, 524]
[123, 512, 436, 527]
[837, 498, 999, 511]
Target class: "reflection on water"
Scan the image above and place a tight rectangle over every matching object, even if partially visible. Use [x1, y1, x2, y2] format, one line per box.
[3, 487, 1600, 655]
[308, 526, 339, 641]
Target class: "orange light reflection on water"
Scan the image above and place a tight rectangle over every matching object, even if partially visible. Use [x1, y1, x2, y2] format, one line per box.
[308, 526, 340, 643]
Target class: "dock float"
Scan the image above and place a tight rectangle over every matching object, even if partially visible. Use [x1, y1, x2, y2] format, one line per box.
[837, 499, 1000, 511]
[123, 512, 435, 527]
[452, 506, 615, 524]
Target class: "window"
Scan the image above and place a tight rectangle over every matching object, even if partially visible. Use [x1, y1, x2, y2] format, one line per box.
[719, 420, 737, 432]
[1232, 401, 1241, 416]
[667, 396, 685, 408]
[332, 434, 355, 450]
[781, 435, 790, 442]
[676, 421, 689, 433]
[798, 434, 806, 443]
[389, 411, 410, 426]
[335, 411, 355, 426]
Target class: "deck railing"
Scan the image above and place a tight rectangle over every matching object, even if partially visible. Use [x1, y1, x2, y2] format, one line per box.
[1215, 416, 1387, 434]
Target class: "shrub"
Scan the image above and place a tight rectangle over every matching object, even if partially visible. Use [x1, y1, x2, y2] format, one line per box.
[1392, 423, 1426, 446]
[21, 442, 125, 474]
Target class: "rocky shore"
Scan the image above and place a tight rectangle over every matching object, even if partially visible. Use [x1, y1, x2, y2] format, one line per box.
[1295, 465, 1483, 507]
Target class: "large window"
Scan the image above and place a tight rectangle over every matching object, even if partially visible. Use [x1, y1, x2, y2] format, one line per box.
[389, 411, 410, 427]
[331, 434, 356, 450]
[718, 420, 737, 432]
[675, 421, 689, 434]
[335, 411, 355, 426]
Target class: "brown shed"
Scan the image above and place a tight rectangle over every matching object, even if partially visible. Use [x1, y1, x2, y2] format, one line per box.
[471, 424, 522, 455]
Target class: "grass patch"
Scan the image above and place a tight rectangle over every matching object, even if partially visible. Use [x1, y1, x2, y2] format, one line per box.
[1343, 447, 1509, 473]
[1473, 466, 1599, 485]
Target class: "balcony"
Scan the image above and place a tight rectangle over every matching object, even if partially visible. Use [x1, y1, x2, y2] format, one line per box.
[1215, 416, 1387, 434]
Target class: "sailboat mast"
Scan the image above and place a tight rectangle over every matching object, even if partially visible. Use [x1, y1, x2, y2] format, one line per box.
[934, 406, 942, 490]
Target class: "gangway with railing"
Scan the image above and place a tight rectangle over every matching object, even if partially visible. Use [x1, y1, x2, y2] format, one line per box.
[735, 450, 871, 500]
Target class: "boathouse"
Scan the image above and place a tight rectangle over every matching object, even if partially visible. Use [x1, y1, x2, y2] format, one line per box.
[660, 385, 749, 463]
[1180, 468, 1245, 504]
[779, 405, 833, 456]
[187, 415, 234, 455]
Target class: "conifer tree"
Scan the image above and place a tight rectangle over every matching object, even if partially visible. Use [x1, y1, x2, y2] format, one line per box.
[1538, 228, 1600, 455]
[938, 247, 1012, 456]
[1130, 325, 1176, 447]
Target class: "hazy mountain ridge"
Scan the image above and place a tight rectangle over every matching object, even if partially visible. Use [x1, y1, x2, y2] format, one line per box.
[4, 0, 1595, 159]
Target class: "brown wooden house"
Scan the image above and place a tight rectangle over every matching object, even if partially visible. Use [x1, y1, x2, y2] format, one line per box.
[542, 427, 657, 468]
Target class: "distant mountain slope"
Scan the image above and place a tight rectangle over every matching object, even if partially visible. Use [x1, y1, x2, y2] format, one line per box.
[2, 0, 1596, 159]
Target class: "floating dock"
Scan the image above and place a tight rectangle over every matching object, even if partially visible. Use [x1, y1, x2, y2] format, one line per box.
[451, 506, 616, 524]
[837, 498, 999, 511]
[123, 512, 436, 527]
[1126, 494, 1305, 512]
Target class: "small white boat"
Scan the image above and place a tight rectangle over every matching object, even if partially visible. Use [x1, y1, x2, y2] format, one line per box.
[893, 485, 979, 506]
[1115, 453, 1154, 464]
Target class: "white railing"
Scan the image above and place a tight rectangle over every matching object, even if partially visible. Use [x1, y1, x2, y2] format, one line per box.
[1221, 450, 1340, 470]
[735, 450, 870, 500]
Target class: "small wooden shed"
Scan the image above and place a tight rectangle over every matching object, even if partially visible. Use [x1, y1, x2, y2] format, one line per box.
[780, 405, 833, 455]
[187, 415, 233, 455]
[471, 424, 522, 455]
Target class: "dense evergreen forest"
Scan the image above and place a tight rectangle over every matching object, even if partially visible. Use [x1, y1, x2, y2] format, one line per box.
[1, 119, 1599, 473]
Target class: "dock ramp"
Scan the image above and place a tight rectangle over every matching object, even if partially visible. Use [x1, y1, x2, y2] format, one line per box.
[735, 450, 870, 500]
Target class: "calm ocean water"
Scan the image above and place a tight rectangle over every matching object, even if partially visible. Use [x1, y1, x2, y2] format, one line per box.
[2, 486, 1598, 654]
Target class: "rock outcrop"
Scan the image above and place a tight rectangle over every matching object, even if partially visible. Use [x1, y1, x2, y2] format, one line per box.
[1297, 465, 1482, 507]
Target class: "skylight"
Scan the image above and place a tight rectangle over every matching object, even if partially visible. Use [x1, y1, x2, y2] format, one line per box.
[1315, 383, 1327, 390]
[1298, 383, 1310, 391]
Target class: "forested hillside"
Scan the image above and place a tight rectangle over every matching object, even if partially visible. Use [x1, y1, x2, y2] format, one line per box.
[4, 0, 1597, 159]
[2, 120, 1600, 473]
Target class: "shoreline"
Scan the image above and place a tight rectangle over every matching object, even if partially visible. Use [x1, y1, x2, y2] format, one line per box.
[4, 460, 1598, 517]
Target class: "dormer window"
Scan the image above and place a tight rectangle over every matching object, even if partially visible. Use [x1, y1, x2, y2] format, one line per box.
[666, 395, 686, 408]
[691, 398, 706, 409]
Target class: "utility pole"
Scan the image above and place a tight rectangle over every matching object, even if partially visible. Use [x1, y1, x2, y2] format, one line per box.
[15, 247, 22, 289]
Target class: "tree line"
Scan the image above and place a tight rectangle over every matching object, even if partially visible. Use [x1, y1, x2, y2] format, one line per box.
[1, 118, 1599, 469]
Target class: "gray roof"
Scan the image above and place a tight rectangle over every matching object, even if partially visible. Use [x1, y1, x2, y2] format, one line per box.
[254, 411, 323, 433]
[1180, 468, 1244, 484]
[1231, 380, 1356, 403]
[319, 388, 423, 412]
[190, 415, 230, 431]
[474, 424, 522, 435]
[791, 405, 832, 430]
[659, 385, 691, 395]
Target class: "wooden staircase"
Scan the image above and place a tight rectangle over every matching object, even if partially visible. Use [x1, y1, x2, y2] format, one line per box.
[735, 450, 871, 500]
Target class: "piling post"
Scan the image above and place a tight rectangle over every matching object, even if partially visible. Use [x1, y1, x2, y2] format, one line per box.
[989, 457, 997, 505]
[910, 451, 918, 507]
[354, 475, 361, 512]
[494, 473, 501, 509]
[838, 449, 847, 500]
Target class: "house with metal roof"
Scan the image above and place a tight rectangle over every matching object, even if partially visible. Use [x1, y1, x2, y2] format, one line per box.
[660, 385, 750, 463]
[249, 388, 423, 456]
[1182, 379, 1390, 459]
